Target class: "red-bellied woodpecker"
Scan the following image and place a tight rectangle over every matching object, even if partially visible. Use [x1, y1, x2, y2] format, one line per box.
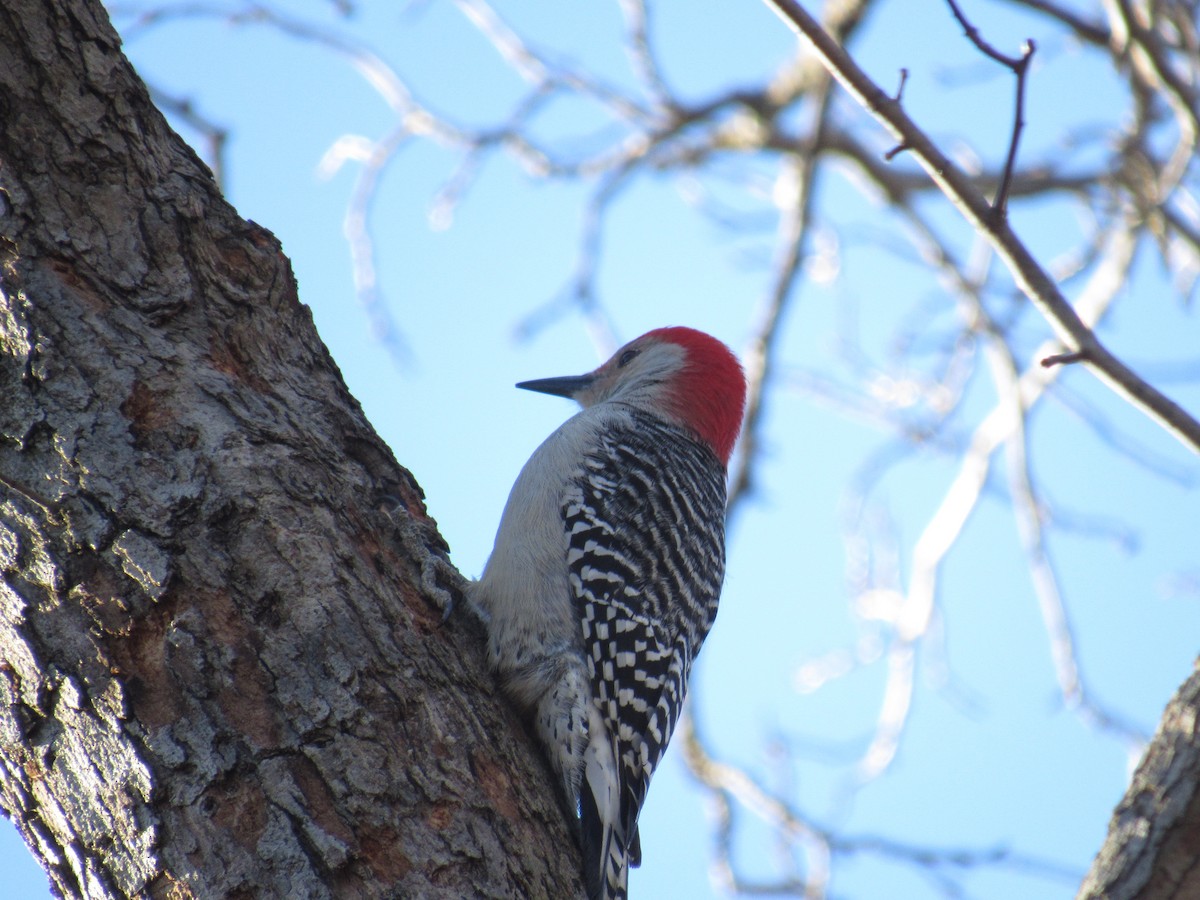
[471, 327, 746, 900]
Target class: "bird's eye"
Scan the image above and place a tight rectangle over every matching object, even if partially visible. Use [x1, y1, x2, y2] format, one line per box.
[618, 349, 639, 368]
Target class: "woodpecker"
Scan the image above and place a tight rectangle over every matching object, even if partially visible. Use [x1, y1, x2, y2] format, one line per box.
[471, 326, 746, 900]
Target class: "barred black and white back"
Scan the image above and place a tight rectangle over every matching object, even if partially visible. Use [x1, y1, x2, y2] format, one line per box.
[563, 410, 727, 900]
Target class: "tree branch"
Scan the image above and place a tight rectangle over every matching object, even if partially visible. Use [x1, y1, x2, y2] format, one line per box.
[761, 0, 1200, 454]
[944, 0, 1035, 217]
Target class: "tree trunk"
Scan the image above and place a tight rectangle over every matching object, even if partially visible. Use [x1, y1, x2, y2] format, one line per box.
[0, 1, 581, 897]
[1079, 661, 1200, 900]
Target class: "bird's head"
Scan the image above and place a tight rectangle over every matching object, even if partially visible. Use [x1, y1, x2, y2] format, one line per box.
[518, 326, 747, 465]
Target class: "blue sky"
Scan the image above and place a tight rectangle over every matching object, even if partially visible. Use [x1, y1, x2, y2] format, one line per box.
[5, 2, 1200, 897]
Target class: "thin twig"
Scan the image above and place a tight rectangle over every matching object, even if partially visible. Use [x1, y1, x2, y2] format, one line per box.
[1041, 350, 1087, 367]
[943, 0, 1036, 218]
[682, 706, 1080, 895]
[760, 0, 1200, 455]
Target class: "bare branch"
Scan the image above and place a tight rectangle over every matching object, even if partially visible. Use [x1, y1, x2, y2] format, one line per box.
[682, 708, 1081, 896]
[1041, 350, 1087, 367]
[942, 0, 1041, 214]
[761, 0, 1200, 454]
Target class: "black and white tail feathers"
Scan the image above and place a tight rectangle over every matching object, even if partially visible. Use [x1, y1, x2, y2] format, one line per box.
[579, 721, 642, 900]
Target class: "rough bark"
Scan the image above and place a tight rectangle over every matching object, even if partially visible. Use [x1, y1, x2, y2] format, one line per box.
[0, 1, 582, 898]
[1079, 661, 1200, 900]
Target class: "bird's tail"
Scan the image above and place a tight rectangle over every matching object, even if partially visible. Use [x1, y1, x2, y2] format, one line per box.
[580, 714, 636, 900]
[580, 786, 627, 899]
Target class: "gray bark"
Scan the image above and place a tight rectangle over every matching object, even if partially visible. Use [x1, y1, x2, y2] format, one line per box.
[0, 1, 581, 897]
[1079, 662, 1200, 900]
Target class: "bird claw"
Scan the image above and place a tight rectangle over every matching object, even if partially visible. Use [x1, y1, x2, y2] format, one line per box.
[425, 552, 465, 625]
[380, 492, 465, 623]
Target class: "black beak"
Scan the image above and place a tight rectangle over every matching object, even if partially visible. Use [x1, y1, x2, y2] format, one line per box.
[516, 374, 595, 399]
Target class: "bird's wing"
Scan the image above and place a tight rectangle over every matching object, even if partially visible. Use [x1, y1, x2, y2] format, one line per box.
[563, 412, 726, 895]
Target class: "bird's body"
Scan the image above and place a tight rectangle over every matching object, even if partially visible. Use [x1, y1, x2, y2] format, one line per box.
[472, 327, 746, 899]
